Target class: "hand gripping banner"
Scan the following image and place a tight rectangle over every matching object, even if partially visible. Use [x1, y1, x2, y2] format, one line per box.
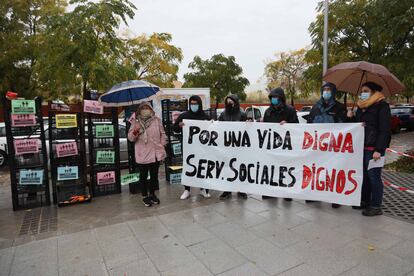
[182, 120, 364, 206]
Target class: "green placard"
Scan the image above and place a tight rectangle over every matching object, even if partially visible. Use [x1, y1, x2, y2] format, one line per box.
[96, 150, 115, 164]
[96, 124, 114, 138]
[12, 100, 36, 114]
[121, 173, 139, 185]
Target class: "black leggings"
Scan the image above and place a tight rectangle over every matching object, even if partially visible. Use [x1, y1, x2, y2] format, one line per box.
[138, 161, 160, 197]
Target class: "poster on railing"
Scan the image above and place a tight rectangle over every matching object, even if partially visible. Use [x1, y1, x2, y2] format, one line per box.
[11, 100, 36, 114]
[97, 171, 116, 185]
[11, 114, 37, 127]
[96, 150, 115, 164]
[182, 120, 364, 206]
[19, 169, 44, 185]
[56, 114, 77, 128]
[14, 139, 40, 155]
[96, 125, 114, 138]
[56, 142, 78, 158]
[121, 173, 139, 185]
[84, 100, 103, 114]
[57, 166, 79, 181]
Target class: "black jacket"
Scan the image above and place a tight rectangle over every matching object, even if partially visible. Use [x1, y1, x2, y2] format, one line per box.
[263, 88, 299, 123]
[308, 100, 347, 123]
[172, 95, 210, 133]
[354, 100, 391, 152]
[218, 94, 247, 122]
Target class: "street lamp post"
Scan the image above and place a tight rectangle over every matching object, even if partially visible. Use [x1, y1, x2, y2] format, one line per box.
[323, 0, 329, 76]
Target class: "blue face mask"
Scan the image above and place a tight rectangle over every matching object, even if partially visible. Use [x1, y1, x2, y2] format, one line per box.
[190, 104, 199, 113]
[322, 91, 332, 100]
[359, 92, 371, 101]
[271, 97, 279, 106]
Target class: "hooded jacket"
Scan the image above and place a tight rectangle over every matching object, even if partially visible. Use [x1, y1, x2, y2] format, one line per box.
[218, 94, 247, 122]
[263, 88, 299, 123]
[173, 95, 210, 133]
[308, 82, 346, 124]
[128, 102, 167, 164]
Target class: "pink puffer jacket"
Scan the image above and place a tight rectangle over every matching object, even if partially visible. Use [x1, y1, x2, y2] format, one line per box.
[128, 116, 167, 164]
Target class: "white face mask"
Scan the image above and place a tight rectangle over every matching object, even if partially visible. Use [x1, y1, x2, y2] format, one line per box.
[359, 92, 371, 101]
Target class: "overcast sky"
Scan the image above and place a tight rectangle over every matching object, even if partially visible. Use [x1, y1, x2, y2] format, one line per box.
[126, 0, 321, 91]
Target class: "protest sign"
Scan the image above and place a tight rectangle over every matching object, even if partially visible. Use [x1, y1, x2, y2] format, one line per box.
[96, 150, 115, 164]
[97, 171, 116, 185]
[57, 166, 79, 181]
[96, 124, 114, 138]
[11, 100, 36, 114]
[182, 120, 364, 206]
[11, 114, 36, 127]
[56, 142, 78, 158]
[14, 139, 40, 155]
[121, 173, 139, 185]
[19, 170, 44, 185]
[56, 114, 77, 128]
[84, 100, 103, 114]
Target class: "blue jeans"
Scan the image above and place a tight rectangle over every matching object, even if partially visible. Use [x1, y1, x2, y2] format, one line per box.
[362, 150, 384, 208]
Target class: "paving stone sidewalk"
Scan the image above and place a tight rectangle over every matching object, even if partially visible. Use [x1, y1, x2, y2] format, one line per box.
[0, 165, 414, 276]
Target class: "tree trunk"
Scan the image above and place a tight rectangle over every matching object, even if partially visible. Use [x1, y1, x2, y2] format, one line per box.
[216, 97, 219, 109]
[407, 96, 410, 104]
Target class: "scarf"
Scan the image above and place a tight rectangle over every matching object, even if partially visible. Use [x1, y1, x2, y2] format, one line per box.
[137, 114, 154, 144]
[357, 92, 385, 109]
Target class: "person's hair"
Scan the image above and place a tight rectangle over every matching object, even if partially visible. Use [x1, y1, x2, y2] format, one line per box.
[361, 81, 383, 92]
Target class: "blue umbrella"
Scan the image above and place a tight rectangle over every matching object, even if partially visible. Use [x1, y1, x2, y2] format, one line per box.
[98, 80, 161, 107]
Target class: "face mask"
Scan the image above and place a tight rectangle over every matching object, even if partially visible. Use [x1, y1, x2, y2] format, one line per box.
[322, 91, 332, 100]
[359, 92, 371, 101]
[271, 97, 279, 106]
[190, 104, 199, 113]
[140, 109, 152, 118]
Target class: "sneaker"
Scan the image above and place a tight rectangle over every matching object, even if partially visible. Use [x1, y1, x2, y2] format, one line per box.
[143, 197, 152, 207]
[200, 189, 211, 198]
[237, 192, 248, 199]
[331, 203, 341, 209]
[180, 190, 190, 200]
[284, 198, 292, 201]
[362, 207, 383, 216]
[150, 194, 160, 205]
[219, 192, 231, 200]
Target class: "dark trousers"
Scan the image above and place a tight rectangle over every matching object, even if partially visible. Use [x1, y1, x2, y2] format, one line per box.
[184, 186, 208, 193]
[138, 161, 160, 197]
[362, 150, 384, 208]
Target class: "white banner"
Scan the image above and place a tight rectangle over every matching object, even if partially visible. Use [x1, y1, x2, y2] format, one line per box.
[182, 120, 364, 206]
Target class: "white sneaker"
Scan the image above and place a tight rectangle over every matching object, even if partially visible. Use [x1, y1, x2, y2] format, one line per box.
[180, 190, 190, 200]
[200, 189, 211, 198]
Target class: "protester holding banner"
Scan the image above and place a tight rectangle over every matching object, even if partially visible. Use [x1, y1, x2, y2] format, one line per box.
[347, 81, 391, 216]
[306, 82, 346, 209]
[218, 94, 248, 200]
[262, 87, 299, 201]
[128, 102, 166, 207]
[173, 95, 211, 200]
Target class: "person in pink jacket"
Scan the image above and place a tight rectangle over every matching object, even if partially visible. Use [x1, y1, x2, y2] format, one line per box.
[128, 102, 167, 207]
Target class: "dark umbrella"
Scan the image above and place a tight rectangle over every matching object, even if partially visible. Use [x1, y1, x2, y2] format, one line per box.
[323, 61, 405, 97]
[99, 80, 161, 107]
